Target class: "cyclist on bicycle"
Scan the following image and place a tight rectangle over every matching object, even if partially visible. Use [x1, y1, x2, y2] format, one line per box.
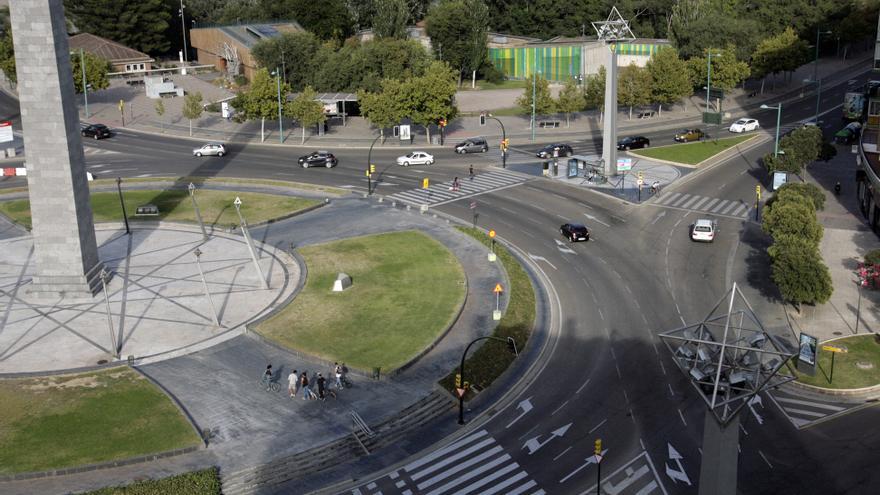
[261, 364, 273, 390]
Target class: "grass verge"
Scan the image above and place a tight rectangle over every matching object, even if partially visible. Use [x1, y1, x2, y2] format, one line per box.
[439, 227, 536, 397]
[461, 106, 528, 117]
[0, 190, 319, 230]
[82, 467, 221, 495]
[459, 79, 528, 91]
[630, 134, 754, 165]
[793, 334, 880, 389]
[0, 368, 201, 474]
[256, 231, 466, 373]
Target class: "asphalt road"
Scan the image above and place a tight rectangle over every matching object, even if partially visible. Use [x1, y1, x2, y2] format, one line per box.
[1, 69, 878, 495]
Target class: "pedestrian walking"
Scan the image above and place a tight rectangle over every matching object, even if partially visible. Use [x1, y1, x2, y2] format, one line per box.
[261, 364, 273, 390]
[288, 369, 298, 398]
[334, 362, 343, 389]
[300, 371, 312, 400]
[453, 177, 461, 192]
[468, 164, 475, 181]
[317, 373, 326, 401]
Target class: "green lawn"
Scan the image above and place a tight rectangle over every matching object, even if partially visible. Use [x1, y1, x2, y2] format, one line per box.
[461, 106, 529, 117]
[794, 335, 880, 389]
[630, 134, 755, 165]
[0, 368, 200, 474]
[439, 227, 536, 396]
[83, 468, 221, 495]
[0, 190, 319, 230]
[256, 231, 466, 372]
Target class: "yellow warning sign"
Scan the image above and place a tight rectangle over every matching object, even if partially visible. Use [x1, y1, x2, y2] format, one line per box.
[493, 283, 503, 293]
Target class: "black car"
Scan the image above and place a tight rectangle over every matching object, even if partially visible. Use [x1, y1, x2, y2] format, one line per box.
[560, 223, 589, 242]
[536, 143, 573, 159]
[298, 150, 338, 168]
[455, 138, 488, 154]
[617, 136, 650, 150]
[80, 123, 111, 139]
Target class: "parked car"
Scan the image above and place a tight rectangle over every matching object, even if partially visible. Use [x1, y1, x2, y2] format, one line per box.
[729, 118, 759, 133]
[690, 218, 717, 242]
[396, 151, 434, 166]
[536, 143, 573, 159]
[298, 150, 338, 168]
[834, 122, 862, 145]
[674, 129, 705, 143]
[192, 143, 226, 157]
[617, 136, 650, 150]
[454, 138, 489, 154]
[560, 223, 590, 242]
[80, 123, 112, 139]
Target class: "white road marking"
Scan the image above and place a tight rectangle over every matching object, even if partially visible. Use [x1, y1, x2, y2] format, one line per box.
[576, 378, 591, 394]
[678, 408, 687, 426]
[588, 419, 607, 434]
[553, 446, 572, 461]
[550, 400, 569, 416]
[759, 450, 774, 469]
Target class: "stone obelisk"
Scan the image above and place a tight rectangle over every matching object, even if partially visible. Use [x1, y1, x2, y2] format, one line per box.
[9, 0, 102, 297]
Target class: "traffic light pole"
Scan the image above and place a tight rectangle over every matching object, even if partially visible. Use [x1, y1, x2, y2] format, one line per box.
[486, 115, 507, 168]
[366, 134, 381, 195]
[457, 335, 516, 425]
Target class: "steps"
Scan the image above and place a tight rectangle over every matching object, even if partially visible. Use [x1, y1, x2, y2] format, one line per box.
[220, 390, 456, 495]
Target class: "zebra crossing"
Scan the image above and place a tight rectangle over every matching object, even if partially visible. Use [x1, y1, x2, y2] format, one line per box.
[766, 387, 858, 429]
[83, 146, 120, 157]
[346, 429, 544, 495]
[580, 451, 668, 495]
[652, 191, 752, 219]
[385, 170, 529, 207]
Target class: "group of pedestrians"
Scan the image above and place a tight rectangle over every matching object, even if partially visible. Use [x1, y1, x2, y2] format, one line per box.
[263, 362, 350, 402]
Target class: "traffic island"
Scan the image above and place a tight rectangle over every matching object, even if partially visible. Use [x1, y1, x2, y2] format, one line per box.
[0, 368, 202, 477]
[792, 334, 880, 393]
[255, 230, 467, 373]
[629, 134, 756, 166]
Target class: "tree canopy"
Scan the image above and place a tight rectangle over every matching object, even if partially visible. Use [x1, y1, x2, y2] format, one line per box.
[646, 47, 691, 114]
[373, 0, 409, 39]
[285, 85, 326, 144]
[71, 51, 111, 94]
[64, 0, 171, 54]
[516, 73, 556, 117]
[232, 68, 290, 142]
[425, 0, 489, 84]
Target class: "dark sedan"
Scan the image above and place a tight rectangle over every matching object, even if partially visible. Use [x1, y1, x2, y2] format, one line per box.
[80, 123, 112, 139]
[617, 136, 650, 150]
[298, 150, 338, 168]
[536, 143, 573, 159]
[560, 223, 590, 242]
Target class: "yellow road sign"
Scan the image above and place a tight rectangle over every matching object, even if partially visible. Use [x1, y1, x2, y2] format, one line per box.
[422, 178, 429, 189]
[493, 283, 503, 293]
[822, 345, 848, 353]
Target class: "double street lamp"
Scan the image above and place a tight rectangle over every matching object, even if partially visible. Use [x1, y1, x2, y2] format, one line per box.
[808, 29, 833, 123]
[761, 103, 782, 157]
[705, 51, 722, 113]
[271, 68, 283, 144]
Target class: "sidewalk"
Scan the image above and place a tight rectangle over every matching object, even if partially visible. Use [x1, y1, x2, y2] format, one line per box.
[67, 53, 873, 150]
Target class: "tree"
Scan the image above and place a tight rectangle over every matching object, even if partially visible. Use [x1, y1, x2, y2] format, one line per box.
[646, 47, 690, 115]
[406, 60, 457, 143]
[373, 0, 409, 39]
[290, 0, 354, 41]
[768, 235, 833, 305]
[64, 0, 170, 54]
[154, 99, 165, 132]
[425, 0, 489, 85]
[750, 28, 810, 92]
[583, 66, 606, 121]
[358, 78, 407, 142]
[686, 47, 749, 107]
[516, 73, 555, 123]
[181, 92, 204, 137]
[232, 68, 290, 142]
[774, 182, 825, 211]
[762, 198, 822, 246]
[285, 86, 326, 144]
[617, 63, 652, 120]
[251, 32, 322, 91]
[556, 78, 585, 127]
[70, 51, 111, 94]
[0, 23, 14, 86]
[779, 126, 823, 173]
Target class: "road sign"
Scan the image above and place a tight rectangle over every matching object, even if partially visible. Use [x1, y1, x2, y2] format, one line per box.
[494, 283, 503, 293]
[617, 158, 632, 171]
[422, 178, 429, 189]
[456, 388, 466, 398]
[822, 345, 848, 353]
[594, 454, 603, 463]
[233, 197, 242, 207]
[489, 229, 496, 238]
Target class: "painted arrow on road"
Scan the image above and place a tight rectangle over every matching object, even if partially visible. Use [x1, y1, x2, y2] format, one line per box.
[650, 211, 666, 225]
[523, 423, 572, 455]
[559, 448, 608, 483]
[528, 253, 557, 270]
[584, 212, 610, 227]
[748, 394, 764, 425]
[665, 443, 691, 485]
[554, 239, 577, 254]
[505, 397, 534, 429]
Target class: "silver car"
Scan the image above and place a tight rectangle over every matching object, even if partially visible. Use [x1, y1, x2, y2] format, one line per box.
[193, 143, 226, 157]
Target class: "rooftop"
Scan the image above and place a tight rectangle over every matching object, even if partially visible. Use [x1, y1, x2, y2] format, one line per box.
[68, 33, 153, 62]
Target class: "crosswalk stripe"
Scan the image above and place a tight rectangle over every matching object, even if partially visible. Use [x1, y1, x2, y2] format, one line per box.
[782, 408, 827, 418]
[448, 462, 519, 495]
[775, 397, 845, 411]
[410, 438, 496, 481]
[730, 204, 747, 216]
[659, 192, 682, 205]
[691, 196, 712, 210]
[479, 471, 530, 495]
[702, 198, 720, 211]
[506, 480, 538, 495]
[404, 430, 488, 472]
[679, 195, 703, 209]
[670, 194, 692, 207]
[711, 200, 731, 213]
[416, 447, 504, 489]
[423, 454, 511, 494]
[721, 202, 741, 215]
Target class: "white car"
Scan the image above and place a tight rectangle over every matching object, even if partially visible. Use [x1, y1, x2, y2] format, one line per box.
[691, 219, 717, 242]
[729, 118, 759, 133]
[396, 151, 434, 166]
[193, 143, 226, 157]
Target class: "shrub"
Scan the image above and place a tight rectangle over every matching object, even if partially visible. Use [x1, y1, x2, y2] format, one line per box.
[204, 102, 221, 113]
[233, 74, 248, 87]
[762, 199, 822, 246]
[865, 249, 880, 266]
[770, 238, 832, 305]
[83, 468, 220, 494]
[775, 182, 825, 211]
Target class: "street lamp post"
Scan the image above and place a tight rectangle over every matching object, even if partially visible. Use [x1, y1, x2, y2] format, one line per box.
[761, 103, 782, 157]
[99, 268, 119, 359]
[188, 182, 208, 240]
[705, 51, 721, 113]
[457, 335, 518, 425]
[80, 48, 89, 118]
[179, 0, 188, 64]
[193, 248, 220, 327]
[811, 29, 832, 123]
[486, 114, 507, 168]
[531, 71, 537, 141]
[273, 68, 283, 144]
[233, 197, 269, 289]
[116, 177, 130, 235]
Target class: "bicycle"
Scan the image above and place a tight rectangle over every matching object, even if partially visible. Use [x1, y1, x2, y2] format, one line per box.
[259, 376, 280, 392]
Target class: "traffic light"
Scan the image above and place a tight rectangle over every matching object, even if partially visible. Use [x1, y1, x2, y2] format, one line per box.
[439, 118, 447, 128]
[594, 439, 602, 456]
[500, 138, 509, 152]
[479, 114, 486, 126]
[455, 373, 461, 387]
[507, 337, 518, 356]
[370, 164, 376, 174]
